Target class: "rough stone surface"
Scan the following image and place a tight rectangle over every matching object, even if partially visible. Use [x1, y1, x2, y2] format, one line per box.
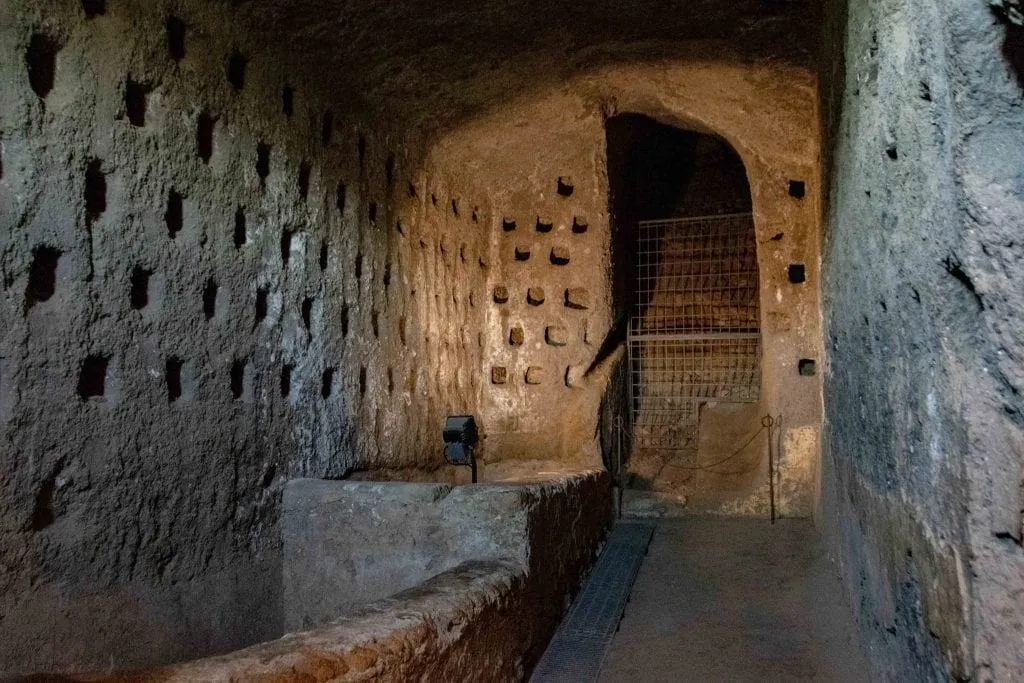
[0, 0, 826, 671]
[820, 0, 1024, 678]
[71, 561, 535, 682]
[601, 519, 869, 682]
[5, 0, 1023, 678]
[428, 60, 826, 516]
[283, 480, 455, 628]
[282, 471, 610, 631]
[1, 0, 489, 674]
[72, 470, 612, 682]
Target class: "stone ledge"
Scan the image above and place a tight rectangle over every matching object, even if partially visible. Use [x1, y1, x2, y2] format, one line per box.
[67, 470, 612, 682]
[85, 560, 528, 682]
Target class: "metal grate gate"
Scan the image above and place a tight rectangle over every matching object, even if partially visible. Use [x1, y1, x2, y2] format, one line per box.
[628, 214, 761, 454]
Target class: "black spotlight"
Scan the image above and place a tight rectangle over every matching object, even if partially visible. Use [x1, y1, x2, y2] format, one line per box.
[443, 415, 479, 482]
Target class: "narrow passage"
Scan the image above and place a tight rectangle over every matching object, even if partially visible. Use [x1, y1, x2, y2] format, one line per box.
[599, 519, 869, 682]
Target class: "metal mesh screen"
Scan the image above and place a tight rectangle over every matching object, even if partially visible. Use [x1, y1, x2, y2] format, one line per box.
[628, 214, 761, 452]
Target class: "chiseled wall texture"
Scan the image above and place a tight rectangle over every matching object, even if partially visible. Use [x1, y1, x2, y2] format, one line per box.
[820, 0, 1024, 678]
[426, 61, 825, 517]
[99, 472, 613, 683]
[0, 0, 484, 675]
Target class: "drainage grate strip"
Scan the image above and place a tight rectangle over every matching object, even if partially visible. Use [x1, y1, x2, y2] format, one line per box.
[530, 521, 655, 682]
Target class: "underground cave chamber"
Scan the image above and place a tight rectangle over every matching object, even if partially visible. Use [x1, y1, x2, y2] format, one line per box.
[1, 0, 1023, 680]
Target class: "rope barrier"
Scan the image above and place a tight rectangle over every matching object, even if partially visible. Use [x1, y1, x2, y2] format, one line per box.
[611, 412, 782, 522]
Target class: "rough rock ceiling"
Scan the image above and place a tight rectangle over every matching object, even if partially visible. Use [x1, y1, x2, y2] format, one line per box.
[227, 0, 820, 131]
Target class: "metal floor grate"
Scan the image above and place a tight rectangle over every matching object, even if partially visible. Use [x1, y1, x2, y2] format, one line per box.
[530, 522, 655, 682]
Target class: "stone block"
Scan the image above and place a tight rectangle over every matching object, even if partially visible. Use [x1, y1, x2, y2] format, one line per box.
[550, 246, 570, 265]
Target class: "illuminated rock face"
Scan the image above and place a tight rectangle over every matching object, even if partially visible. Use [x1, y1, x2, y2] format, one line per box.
[0, 1, 490, 672]
[0, 0, 1022, 679]
[821, 0, 1024, 679]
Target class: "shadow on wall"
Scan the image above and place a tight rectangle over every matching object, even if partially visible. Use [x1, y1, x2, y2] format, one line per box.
[992, 1, 1024, 85]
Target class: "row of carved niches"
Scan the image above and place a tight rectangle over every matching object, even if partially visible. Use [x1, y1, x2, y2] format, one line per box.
[505, 324, 571, 348]
[490, 364, 588, 388]
[71, 354, 372, 405]
[503, 215, 588, 234]
[493, 286, 590, 309]
[511, 245, 575, 265]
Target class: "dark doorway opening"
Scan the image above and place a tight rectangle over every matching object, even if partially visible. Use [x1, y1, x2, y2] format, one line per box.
[604, 114, 763, 514]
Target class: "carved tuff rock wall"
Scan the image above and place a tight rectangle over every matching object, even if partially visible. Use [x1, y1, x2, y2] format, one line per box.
[6, 0, 1022, 679]
[0, 0, 484, 674]
[1, 0, 829, 674]
[424, 65, 825, 516]
[820, 0, 1024, 678]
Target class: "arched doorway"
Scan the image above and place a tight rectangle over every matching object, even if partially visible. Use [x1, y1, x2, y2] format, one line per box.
[607, 114, 766, 513]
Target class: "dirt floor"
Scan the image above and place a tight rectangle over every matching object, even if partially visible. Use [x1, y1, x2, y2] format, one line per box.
[599, 518, 870, 682]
